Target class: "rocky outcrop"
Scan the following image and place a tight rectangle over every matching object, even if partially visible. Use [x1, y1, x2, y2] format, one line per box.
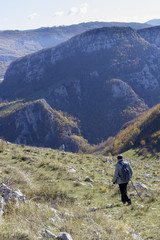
[0, 99, 88, 152]
[0, 183, 26, 216]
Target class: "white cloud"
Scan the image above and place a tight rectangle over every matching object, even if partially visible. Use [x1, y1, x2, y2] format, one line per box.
[68, 7, 79, 16]
[68, 3, 88, 16]
[80, 3, 88, 15]
[53, 11, 64, 17]
[27, 13, 38, 20]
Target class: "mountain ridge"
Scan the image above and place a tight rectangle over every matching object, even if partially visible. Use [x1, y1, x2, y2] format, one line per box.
[0, 21, 151, 79]
[0, 26, 153, 143]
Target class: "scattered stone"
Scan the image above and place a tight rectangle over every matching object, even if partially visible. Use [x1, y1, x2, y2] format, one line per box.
[0, 208, 4, 216]
[144, 174, 152, 178]
[59, 144, 65, 151]
[90, 207, 97, 212]
[51, 201, 58, 209]
[144, 166, 150, 169]
[84, 177, 93, 182]
[66, 166, 76, 173]
[21, 156, 31, 161]
[64, 212, 74, 218]
[51, 208, 59, 215]
[134, 182, 148, 191]
[76, 177, 81, 181]
[79, 182, 86, 186]
[69, 168, 76, 173]
[102, 174, 107, 177]
[62, 209, 74, 218]
[45, 229, 57, 238]
[130, 191, 137, 197]
[106, 204, 113, 208]
[108, 159, 113, 164]
[92, 230, 101, 238]
[105, 158, 113, 164]
[135, 203, 144, 208]
[57, 232, 73, 240]
[13, 189, 27, 202]
[144, 193, 151, 197]
[89, 183, 93, 188]
[51, 215, 63, 223]
[0, 197, 4, 216]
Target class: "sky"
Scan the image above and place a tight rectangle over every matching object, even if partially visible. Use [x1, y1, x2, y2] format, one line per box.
[0, 0, 160, 30]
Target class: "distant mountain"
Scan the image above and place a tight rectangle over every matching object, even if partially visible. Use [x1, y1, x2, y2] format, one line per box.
[0, 99, 88, 152]
[138, 26, 160, 48]
[1, 27, 156, 143]
[0, 21, 151, 79]
[99, 103, 160, 155]
[145, 19, 160, 26]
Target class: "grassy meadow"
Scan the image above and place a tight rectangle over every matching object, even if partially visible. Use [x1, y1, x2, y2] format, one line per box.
[0, 140, 159, 239]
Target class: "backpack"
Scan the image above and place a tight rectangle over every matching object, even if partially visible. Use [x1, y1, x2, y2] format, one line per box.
[118, 161, 130, 182]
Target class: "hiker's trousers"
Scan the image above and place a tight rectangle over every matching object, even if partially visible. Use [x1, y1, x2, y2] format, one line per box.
[119, 183, 130, 203]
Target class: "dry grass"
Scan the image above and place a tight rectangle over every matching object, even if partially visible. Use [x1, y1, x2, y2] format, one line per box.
[0, 142, 159, 239]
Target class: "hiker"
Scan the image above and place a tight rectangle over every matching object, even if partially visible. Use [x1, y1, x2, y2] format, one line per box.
[113, 155, 133, 205]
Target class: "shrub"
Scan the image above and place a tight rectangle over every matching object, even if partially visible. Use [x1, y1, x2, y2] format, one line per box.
[0, 139, 7, 152]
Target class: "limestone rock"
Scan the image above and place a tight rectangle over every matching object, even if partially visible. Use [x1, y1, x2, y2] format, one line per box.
[45, 230, 57, 238]
[0, 183, 27, 216]
[84, 177, 93, 182]
[0, 183, 27, 202]
[57, 232, 73, 240]
[134, 182, 148, 191]
[144, 174, 152, 178]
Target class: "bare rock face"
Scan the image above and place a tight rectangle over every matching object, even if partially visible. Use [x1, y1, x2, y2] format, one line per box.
[0, 99, 87, 152]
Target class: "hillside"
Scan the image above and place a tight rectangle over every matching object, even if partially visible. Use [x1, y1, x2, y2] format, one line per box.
[95, 103, 160, 155]
[0, 21, 150, 80]
[138, 25, 160, 48]
[1, 27, 156, 143]
[0, 140, 159, 239]
[0, 99, 88, 152]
